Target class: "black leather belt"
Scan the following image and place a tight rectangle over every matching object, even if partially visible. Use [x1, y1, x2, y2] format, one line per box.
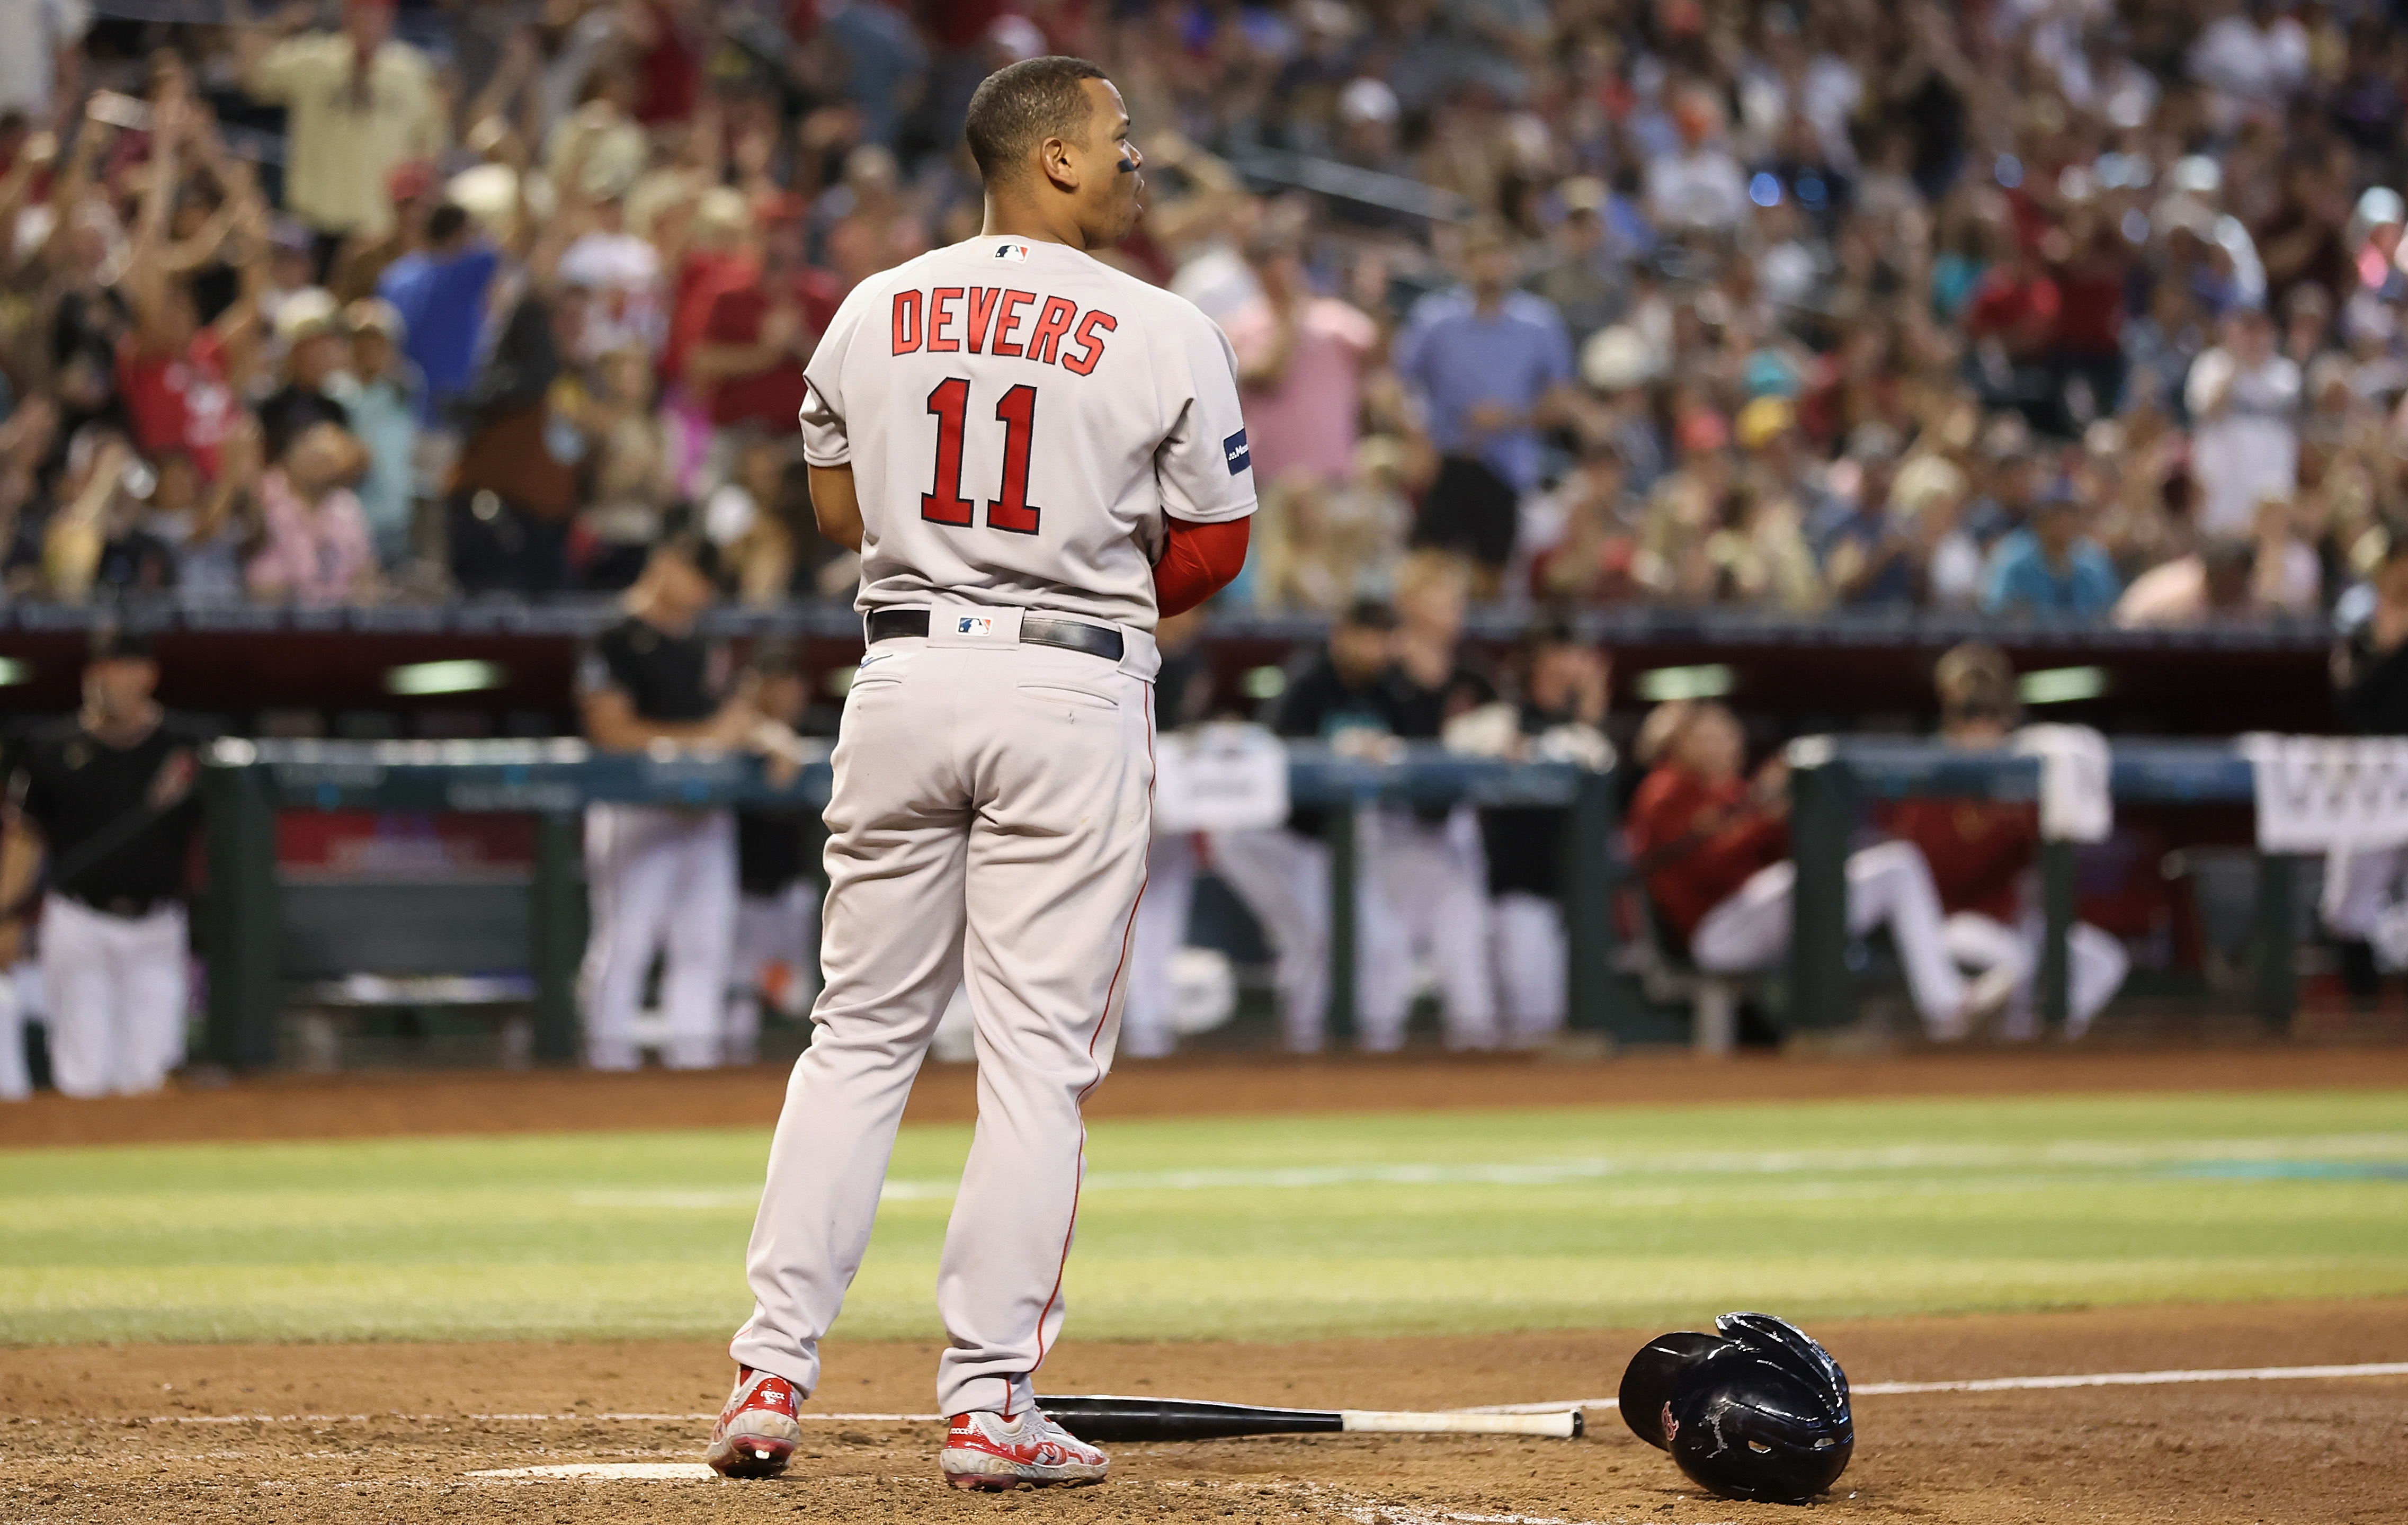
[66, 893, 170, 919]
[867, 609, 1123, 662]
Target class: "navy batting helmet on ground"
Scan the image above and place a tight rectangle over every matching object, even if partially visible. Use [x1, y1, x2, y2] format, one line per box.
[1617, 1312, 1853, 1505]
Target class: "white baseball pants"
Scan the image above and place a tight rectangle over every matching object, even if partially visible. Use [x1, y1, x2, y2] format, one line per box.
[728, 882, 822, 1065]
[580, 804, 738, 1071]
[732, 636, 1153, 1420]
[39, 895, 189, 1098]
[1689, 842, 1968, 1024]
[1491, 890, 1566, 1047]
[0, 966, 27, 1102]
[1364, 806, 1498, 1051]
[1122, 832, 1199, 1059]
[1206, 823, 1404, 1053]
[1939, 911, 2129, 1038]
[2323, 845, 2407, 965]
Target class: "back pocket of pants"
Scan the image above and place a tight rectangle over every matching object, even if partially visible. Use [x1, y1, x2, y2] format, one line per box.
[1018, 683, 1119, 714]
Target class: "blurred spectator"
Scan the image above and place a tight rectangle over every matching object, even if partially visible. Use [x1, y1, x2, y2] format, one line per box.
[1981, 487, 2121, 617]
[378, 199, 504, 423]
[1226, 226, 1380, 498]
[689, 198, 838, 438]
[1394, 221, 1576, 595]
[257, 291, 353, 463]
[248, 421, 378, 604]
[328, 297, 421, 568]
[237, 0, 447, 271]
[2186, 305, 2301, 538]
[2114, 537, 2261, 628]
[0, 1, 87, 125]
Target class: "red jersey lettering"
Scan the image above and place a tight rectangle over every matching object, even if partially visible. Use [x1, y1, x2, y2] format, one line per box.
[1060, 309, 1117, 376]
[1027, 296, 1078, 365]
[928, 287, 964, 352]
[890, 290, 923, 354]
[992, 289, 1037, 357]
[964, 287, 1003, 353]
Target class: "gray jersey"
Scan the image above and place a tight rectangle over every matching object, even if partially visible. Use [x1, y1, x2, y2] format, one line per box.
[798, 235, 1256, 631]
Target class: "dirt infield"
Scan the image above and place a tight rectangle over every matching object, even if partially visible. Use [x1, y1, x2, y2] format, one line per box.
[8, 1041, 2408, 1148]
[5, 1300, 2405, 1524]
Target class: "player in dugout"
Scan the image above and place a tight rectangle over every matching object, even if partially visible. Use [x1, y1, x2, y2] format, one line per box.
[1627, 699, 2002, 1035]
[577, 532, 804, 1071]
[0, 629, 205, 1098]
[1881, 644, 2127, 1040]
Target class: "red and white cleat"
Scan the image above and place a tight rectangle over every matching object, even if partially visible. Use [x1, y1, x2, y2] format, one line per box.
[939, 1409, 1110, 1491]
[704, 1367, 802, 1478]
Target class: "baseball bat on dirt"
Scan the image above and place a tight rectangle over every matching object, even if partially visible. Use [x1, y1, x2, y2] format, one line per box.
[1034, 1395, 1582, 1442]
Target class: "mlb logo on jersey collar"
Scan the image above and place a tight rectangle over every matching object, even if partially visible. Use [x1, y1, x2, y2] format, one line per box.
[990, 240, 1031, 262]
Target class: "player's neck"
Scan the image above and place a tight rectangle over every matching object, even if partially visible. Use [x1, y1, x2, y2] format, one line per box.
[82, 702, 161, 747]
[980, 195, 1094, 254]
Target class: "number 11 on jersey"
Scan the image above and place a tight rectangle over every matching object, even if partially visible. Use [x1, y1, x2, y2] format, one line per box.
[922, 379, 1042, 536]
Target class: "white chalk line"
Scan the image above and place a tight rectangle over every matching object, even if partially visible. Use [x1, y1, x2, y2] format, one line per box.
[568, 1131, 2408, 1210]
[1462, 1359, 2408, 1413]
[67, 1357, 2408, 1433]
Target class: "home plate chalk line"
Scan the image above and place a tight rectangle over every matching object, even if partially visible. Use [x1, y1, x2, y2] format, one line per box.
[93, 1356, 2408, 1436]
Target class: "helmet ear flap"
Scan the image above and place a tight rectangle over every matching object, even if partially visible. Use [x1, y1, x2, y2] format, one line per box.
[1617, 1331, 1727, 1450]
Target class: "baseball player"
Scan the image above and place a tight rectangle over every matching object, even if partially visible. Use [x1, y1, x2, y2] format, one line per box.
[578, 533, 794, 1071]
[1119, 607, 1218, 1059]
[1627, 701, 1987, 1032]
[0, 630, 203, 1099]
[1883, 645, 2125, 1039]
[727, 652, 822, 1065]
[1209, 598, 1413, 1052]
[708, 57, 1253, 1489]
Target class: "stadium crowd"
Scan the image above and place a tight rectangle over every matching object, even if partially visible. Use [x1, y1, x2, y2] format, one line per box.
[0, 0, 2402, 625]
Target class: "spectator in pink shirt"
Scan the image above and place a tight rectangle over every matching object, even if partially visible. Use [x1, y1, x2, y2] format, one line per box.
[247, 422, 379, 604]
[1224, 227, 1381, 491]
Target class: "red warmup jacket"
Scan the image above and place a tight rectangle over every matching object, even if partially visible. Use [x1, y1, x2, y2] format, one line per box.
[1625, 765, 1789, 943]
[1153, 517, 1250, 617]
[1880, 799, 2038, 924]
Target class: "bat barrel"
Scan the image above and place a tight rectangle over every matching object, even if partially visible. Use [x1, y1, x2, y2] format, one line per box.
[1342, 1410, 1584, 1439]
[1038, 1395, 1344, 1442]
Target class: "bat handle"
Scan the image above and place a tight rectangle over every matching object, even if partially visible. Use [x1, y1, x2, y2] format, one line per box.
[1339, 1411, 1583, 1438]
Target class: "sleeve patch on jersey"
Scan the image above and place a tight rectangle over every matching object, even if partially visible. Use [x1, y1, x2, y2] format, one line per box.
[1223, 429, 1251, 475]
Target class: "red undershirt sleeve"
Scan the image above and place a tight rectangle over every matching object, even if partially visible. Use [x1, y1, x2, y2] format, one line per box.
[1153, 515, 1251, 618]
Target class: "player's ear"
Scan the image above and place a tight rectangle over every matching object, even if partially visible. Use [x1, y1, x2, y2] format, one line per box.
[1039, 133, 1082, 195]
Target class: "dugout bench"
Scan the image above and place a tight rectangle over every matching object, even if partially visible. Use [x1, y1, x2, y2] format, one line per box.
[1782, 738, 2282, 1033]
[197, 738, 1628, 1070]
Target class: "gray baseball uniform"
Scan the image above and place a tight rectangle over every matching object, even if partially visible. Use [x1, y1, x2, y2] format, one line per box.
[729, 234, 1254, 1419]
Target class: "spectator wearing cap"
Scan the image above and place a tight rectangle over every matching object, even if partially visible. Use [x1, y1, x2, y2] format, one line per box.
[1522, 179, 1630, 347]
[687, 197, 841, 439]
[327, 297, 421, 567]
[2186, 303, 2302, 538]
[256, 291, 354, 465]
[377, 199, 503, 423]
[1981, 484, 2121, 617]
[237, 0, 447, 275]
[329, 158, 438, 306]
[1393, 220, 1579, 596]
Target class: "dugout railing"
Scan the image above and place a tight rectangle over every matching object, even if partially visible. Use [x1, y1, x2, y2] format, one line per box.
[197, 738, 1623, 1069]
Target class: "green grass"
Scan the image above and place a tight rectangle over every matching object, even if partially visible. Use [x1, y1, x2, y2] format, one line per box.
[4, 1090, 2407, 1344]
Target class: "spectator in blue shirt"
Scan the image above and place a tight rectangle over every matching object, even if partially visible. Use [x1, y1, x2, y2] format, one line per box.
[1393, 220, 1579, 593]
[1981, 487, 2121, 617]
[377, 202, 501, 425]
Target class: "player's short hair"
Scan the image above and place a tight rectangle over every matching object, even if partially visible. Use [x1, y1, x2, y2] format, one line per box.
[964, 56, 1110, 186]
